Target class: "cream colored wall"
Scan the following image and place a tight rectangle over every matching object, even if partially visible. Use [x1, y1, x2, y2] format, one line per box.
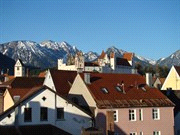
[161, 66, 180, 90]
[69, 74, 96, 107]
[3, 90, 14, 111]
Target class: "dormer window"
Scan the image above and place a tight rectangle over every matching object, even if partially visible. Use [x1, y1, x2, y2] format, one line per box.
[115, 86, 123, 92]
[141, 87, 146, 92]
[101, 87, 108, 94]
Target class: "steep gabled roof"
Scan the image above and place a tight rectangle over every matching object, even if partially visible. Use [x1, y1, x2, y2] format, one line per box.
[0, 85, 92, 119]
[174, 66, 180, 77]
[50, 70, 77, 96]
[123, 53, 134, 61]
[98, 50, 106, 59]
[79, 73, 174, 109]
[16, 59, 24, 66]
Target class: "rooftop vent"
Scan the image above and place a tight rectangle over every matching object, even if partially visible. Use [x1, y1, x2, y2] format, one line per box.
[84, 73, 91, 84]
[101, 87, 108, 94]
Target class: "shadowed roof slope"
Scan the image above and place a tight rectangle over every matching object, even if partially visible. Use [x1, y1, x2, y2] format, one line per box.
[50, 70, 77, 96]
[2, 77, 44, 88]
[80, 73, 174, 108]
[116, 58, 131, 66]
[174, 66, 180, 76]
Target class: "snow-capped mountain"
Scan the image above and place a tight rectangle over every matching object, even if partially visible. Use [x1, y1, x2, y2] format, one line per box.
[105, 46, 156, 67]
[156, 50, 180, 67]
[84, 51, 99, 62]
[0, 40, 179, 69]
[0, 40, 79, 68]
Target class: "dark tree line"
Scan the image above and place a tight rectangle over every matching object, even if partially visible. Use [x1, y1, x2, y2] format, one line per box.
[135, 62, 170, 78]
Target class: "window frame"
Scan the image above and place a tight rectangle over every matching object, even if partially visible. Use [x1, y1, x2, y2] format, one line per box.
[129, 109, 136, 121]
[130, 132, 137, 135]
[113, 110, 118, 122]
[24, 107, 32, 122]
[57, 108, 64, 120]
[152, 108, 160, 120]
[153, 131, 161, 135]
[40, 107, 48, 121]
[139, 109, 143, 121]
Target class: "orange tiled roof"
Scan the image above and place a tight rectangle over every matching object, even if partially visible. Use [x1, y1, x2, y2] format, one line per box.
[80, 73, 174, 108]
[123, 53, 133, 61]
[110, 52, 115, 58]
[98, 51, 106, 59]
[38, 71, 47, 77]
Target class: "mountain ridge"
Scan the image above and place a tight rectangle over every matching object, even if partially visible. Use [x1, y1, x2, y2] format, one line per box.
[0, 40, 179, 69]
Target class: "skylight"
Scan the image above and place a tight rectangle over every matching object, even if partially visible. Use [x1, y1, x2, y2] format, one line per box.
[141, 87, 146, 92]
[101, 87, 108, 94]
[115, 86, 123, 92]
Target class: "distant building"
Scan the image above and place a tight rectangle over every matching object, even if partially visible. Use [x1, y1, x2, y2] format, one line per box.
[58, 51, 137, 74]
[14, 59, 25, 77]
[161, 65, 180, 90]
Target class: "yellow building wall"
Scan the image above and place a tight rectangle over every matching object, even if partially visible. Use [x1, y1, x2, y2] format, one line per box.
[69, 74, 96, 107]
[162, 67, 180, 90]
[3, 90, 14, 111]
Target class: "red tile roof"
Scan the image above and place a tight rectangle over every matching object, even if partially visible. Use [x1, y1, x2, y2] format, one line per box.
[174, 66, 180, 76]
[110, 52, 115, 58]
[80, 73, 174, 108]
[2, 77, 44, 88]
[50, 70, 77, 96]
[123, 53, 133, 61]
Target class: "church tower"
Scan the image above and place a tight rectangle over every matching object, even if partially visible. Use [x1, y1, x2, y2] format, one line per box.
[14, 59, 25, 77]
[75, 52, 84, 72]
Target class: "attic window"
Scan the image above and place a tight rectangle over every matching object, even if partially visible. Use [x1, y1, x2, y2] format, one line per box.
[101, 87, 108, 94]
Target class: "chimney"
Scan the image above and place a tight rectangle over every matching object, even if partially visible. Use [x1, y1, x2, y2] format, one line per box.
[146, 73, 153, 87]
[13, 95, 20, 103]
[84, 73, 90, 84]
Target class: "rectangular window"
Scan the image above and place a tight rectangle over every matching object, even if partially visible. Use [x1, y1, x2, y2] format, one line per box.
[140, 131, 143, 135]
[24, 108, 32, 122]
[57, 108, 64, 120]
[139, 109, 143, 121]
[113, 110, 118, 122]
[129, 109, 136, 121]
[152, 108, 160, 120]
[153, 131, 161, 135]
[130, 132, 137, 135]
[40, 107, 48, 121]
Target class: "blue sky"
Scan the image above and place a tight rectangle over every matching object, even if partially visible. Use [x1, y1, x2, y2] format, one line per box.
[0, 0, 180, 60]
